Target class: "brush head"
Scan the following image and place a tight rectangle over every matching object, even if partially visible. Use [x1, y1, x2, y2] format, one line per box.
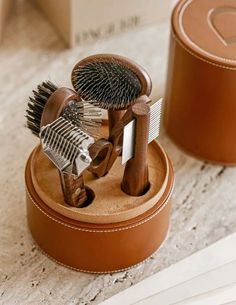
[71, 55, 151, 110]
[26, 81, 57, 136]
[26, 81, 101, 139]
[40, 117, 94, 175]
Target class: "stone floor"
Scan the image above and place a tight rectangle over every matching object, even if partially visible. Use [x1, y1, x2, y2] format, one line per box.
[0, 1, 236, 304]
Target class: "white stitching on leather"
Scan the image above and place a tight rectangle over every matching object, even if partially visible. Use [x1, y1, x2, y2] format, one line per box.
[176, 0, 236, 66]
[33, 227, 171, 274]
[172, 32, 236, 70]
[25, 185, 173, 233]
[38, 246, 152, 273]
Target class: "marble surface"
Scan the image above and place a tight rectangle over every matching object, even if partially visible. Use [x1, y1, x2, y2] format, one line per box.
[0, 1, 236, 304]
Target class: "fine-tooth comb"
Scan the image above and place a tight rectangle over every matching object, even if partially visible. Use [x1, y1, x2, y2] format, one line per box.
[40, 117, 94, 176]
[122, 98, 162, 164]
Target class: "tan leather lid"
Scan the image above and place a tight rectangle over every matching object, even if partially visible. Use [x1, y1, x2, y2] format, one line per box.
[173, 0, 236, 68]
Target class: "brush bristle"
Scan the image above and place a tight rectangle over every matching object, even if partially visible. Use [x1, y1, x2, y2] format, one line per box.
[62, 100, 101, 139]
[26, 80, 101, 139]
[26, 81, 58, 137]
[71, 59, 142, 110]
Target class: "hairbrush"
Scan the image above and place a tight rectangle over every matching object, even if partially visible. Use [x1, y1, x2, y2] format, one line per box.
[71, 54, 152, 174]
[71, 54, 151, 133]
[40, 117, 94, 207]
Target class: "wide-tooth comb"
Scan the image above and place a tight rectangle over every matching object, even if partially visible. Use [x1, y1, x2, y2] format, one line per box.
[122, 98, 162, 164]
[40, 117, 94, 175]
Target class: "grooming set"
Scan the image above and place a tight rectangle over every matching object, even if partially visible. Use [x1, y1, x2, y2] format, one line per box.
[25, 54, 174, 273]
[24, 0, 235, 273]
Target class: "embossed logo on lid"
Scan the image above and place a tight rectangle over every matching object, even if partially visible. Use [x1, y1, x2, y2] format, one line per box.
[173, 0, 236, 67]
[210, 7, 236, 46]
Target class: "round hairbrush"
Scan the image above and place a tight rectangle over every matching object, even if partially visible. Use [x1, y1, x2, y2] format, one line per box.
[71, 54, 152, 136]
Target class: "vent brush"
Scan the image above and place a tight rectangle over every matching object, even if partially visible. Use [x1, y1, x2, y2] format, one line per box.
[40, 117, 94, 207]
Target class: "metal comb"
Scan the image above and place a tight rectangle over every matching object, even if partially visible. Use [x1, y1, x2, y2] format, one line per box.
[40, 117, 94, 176]
[122, 98, 162, 164]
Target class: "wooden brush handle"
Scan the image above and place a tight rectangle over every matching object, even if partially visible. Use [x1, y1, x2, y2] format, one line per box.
[106, 95, 150, 173]
[121, 102, 150, 196]
[60, 172, 87, 207]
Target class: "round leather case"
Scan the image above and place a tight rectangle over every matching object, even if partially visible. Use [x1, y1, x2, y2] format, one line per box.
[25, 140, 174, 273]
[164, 0, 236, 164]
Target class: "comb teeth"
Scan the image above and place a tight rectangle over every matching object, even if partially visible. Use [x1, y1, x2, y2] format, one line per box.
[122, 98, 162, 164]
[26, 81, 58, 136]
[40, 117, 94, 174]
[71, 59, 142, 110]
[148, 99, 162, 143]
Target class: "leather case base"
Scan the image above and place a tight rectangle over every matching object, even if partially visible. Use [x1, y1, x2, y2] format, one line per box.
[25, 141, 174, 273]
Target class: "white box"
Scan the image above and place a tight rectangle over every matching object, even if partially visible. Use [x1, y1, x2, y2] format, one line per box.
[34, 0, 171, 47]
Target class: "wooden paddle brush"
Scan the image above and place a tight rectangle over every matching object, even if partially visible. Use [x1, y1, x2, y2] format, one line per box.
[71, 54, 152, 137]
[71, 54, 152, 174]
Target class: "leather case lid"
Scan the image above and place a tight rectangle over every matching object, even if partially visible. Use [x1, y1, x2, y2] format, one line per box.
[172, 0, 236, 68]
